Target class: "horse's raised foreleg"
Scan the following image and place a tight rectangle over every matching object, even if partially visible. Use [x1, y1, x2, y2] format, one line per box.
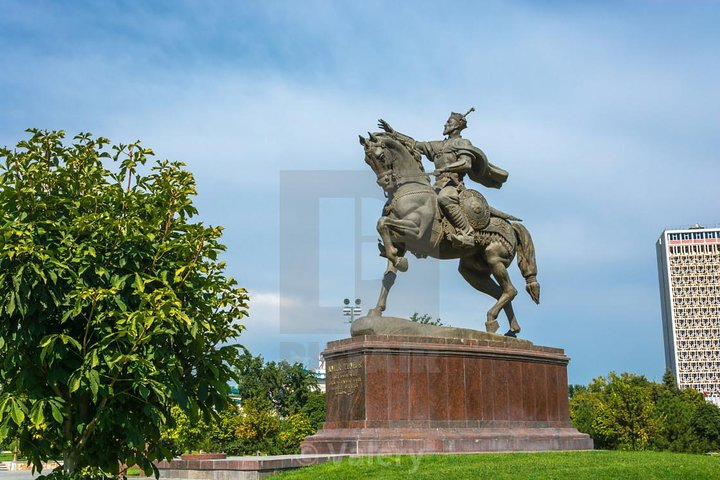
[377, 216, 399, 264]
[368, 259, 398, 317]
[459, 262, 519, 335]
[483, 243, 520, 336]
[377, 216, 422, 272]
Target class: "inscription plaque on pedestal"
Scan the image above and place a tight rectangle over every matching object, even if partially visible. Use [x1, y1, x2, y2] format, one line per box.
[327, 359, 363, 396]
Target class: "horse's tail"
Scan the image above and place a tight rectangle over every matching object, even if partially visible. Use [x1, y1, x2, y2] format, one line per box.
[511, 222, 540, 304]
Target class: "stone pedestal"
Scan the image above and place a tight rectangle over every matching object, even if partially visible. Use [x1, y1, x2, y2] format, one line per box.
[301, 333, 592, 454]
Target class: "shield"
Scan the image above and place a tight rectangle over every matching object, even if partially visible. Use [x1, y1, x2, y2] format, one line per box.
[459, 188, 491, 231]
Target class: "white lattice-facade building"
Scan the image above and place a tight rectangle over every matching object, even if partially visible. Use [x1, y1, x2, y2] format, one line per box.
[657, 225, 720, 407]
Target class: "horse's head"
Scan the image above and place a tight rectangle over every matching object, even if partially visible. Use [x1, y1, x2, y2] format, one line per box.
[359, 132, 395, 191]
[359, 132, 425, 193]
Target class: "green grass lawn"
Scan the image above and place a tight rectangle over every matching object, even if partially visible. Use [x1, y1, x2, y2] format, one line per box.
[0, 452, 22, 461]
[273, 450, 720, 480]
[123, 467, 143, 477]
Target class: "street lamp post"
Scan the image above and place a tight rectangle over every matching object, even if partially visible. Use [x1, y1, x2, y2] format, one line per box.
[343, 298, 362, 323]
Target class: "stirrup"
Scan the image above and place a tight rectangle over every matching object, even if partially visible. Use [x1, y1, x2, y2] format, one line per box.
[450, 233, 475, 248]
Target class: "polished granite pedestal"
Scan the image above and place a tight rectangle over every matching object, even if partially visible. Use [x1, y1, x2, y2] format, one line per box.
[301, 330, 592, 455]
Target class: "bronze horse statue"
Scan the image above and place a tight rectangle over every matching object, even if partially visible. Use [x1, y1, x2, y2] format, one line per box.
[359, 131, 540, 336]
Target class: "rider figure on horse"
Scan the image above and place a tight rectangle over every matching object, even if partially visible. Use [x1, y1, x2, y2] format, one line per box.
[379, 108, 509, 248]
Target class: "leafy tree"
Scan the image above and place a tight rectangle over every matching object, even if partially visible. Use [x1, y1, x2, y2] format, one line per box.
[662, 368, 678, 393]
[233, 399, 282, 455]
[205, 406, 245, 455]
[571, 370, 720, 454]
[278, 413, 315, 453]
[161, 406, 209, 456]
[569, 390, 609, 448]
[234, 351, 267, 405]
[654, 387, 712, 453]
[278, 362, 321, 417]
[409, 312, 443, 326]
[0, 130, 248, 476]
[224, 401, 316, 456]
[235, 352, 319, 416]
[160, 353, 325, 456]
[571, 372, 660, 451]
[161, 404, 248, 456]
[568, 384, 587, 399]
[593, 372, 659, 451]
[227, 352, 323, 455]
[690, 401, 720, 452]
[299, 390, 326, 431]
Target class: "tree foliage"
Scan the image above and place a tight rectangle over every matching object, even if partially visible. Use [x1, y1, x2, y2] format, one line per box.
[160, 406, 210, 456]
[235, 351, 321, 417]
[299, 390, 327, 431]
[278, 413, 316, 452]
[161, 404, 243, 456]
[230, 400, 317, 455]
[162, 359, 325, 456]
[650, 386, 706, 453]
[0, 130, 248, 476]
[161, 352, 325, 456]
[233, 398, 282, 454]
[593, 372, 659, 451]
[409, 312, 443, 326]
[570, 370, 720, 454]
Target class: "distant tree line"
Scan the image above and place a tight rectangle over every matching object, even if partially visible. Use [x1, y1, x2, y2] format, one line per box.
[570, 370, 720, 453]
[161, 351, 325, 456]
[409, 312, 444, 326]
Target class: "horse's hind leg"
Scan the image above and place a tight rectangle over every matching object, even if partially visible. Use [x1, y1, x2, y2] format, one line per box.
[369, 259, 398, 317]
[486, 243, 521, 336]
[459, 258, 519, 335]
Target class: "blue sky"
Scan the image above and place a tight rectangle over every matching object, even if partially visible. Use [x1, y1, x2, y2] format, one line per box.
[1, 0, 719, 385]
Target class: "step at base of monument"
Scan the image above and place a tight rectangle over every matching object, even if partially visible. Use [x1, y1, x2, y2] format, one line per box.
[302, 427, 593, 455]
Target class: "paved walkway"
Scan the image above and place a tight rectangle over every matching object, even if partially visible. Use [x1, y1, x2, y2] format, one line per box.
[0, 471, 39, 480]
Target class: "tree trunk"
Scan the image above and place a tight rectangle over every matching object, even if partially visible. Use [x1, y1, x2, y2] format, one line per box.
[63, 450, 79, 474]
[63, 401, 76, 473]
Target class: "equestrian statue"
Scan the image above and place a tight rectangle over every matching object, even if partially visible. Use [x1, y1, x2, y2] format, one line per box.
[359, 109, 540, 337]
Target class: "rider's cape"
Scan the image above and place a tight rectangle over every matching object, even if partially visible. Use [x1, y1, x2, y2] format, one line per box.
[460, 143, 509, 189]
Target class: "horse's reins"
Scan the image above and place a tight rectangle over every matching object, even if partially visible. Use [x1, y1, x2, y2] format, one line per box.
[376, 170, 430, 186]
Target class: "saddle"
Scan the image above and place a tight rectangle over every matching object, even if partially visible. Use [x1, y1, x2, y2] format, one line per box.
[432, 188, 520, 249]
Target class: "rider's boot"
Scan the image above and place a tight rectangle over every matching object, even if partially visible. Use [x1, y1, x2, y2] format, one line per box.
[445, 205, 475, 248]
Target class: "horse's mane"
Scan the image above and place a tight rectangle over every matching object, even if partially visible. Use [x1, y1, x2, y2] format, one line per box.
[375, 132, 425, 172]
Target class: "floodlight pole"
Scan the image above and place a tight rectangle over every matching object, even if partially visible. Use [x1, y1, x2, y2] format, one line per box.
[343, 298, 362, 323]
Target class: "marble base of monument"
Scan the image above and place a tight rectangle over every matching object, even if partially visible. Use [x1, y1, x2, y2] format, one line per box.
[301, 326, 592, 455]
[156, 454, 349, 479]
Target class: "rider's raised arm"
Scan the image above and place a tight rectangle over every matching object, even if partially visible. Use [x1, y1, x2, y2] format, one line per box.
[378, 118, 427, 152]
[414, 140, 442, 163]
